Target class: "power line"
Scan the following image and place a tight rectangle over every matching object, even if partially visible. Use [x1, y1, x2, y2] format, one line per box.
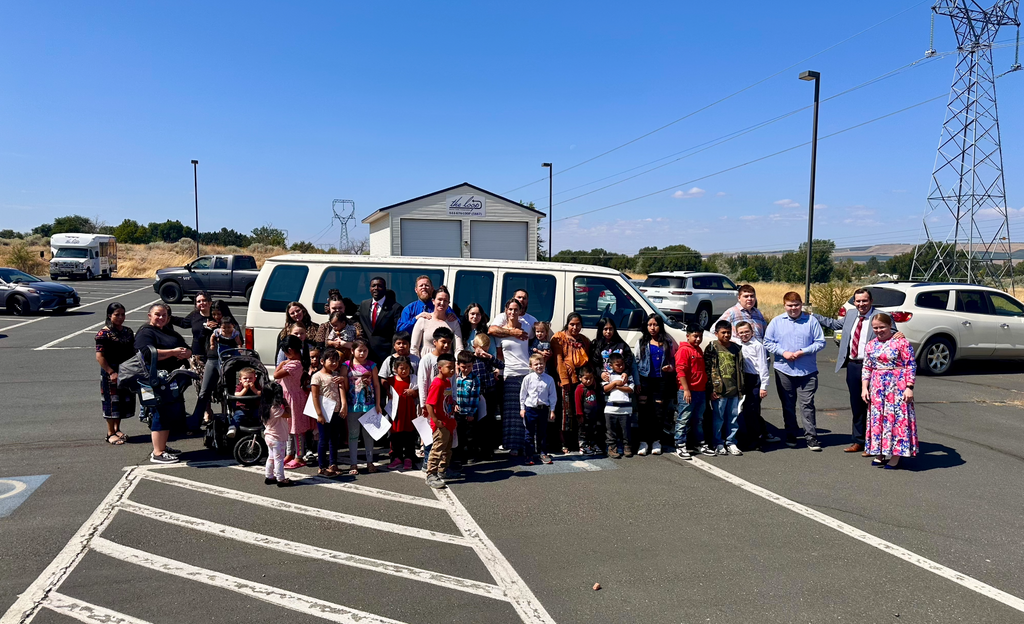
[504, 0, 933, 195]
[553, 93, 949, 223]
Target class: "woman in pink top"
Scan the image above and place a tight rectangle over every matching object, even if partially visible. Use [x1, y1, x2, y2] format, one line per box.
[274, 335, 312, 469]
[410, 286, 464, 357]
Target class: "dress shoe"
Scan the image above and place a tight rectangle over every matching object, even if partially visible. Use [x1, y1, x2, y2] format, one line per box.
[843, 443, 863, 453]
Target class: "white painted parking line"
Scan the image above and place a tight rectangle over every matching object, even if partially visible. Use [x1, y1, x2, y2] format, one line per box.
[229, 465, 444, 509]
[90, 538, 408, 624]
[34, 300, 159, 350]
[45, 592, 154, 624]
[670, 455, 1024, 615]
[120, 500, 508, 600]
[2, 286, 153, 332]
[136, 470, 473, 547]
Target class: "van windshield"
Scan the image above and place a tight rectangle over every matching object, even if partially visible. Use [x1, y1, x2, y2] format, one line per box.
[621, 273, 681, 328]
[55, 248, 89, 259]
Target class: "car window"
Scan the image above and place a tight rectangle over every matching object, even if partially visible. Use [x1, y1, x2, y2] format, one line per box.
[988, 293, 1024, 317]
[915, 290, 950, 311]
[955, 290, 991, 315]
[213, 257, 228, 270]
[0, 268, 40, 283]
[453, 270, 494, 318]
[260, 265, 309, 313]
[643, 277, 670, 288]
[573, 276, 645, 330]
[721, 277, 737, 290]
[501, 272, 556, 323]
[314, 267, 444, 312]
[849, 287, 906, 307]
[236, 256, 257, 270]
[191, 257, 212, 270]
[692, 276, 709, 289]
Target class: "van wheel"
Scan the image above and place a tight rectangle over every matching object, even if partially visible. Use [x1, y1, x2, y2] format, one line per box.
[8, 295, 30, 316]
[85, 268, 94, 280]
[101, 271, 110, 279]
[159, 281, 183, 304]
[920, 337, 954, 375]
[696, 304, 712, 331]
[244, 284, 253, 302]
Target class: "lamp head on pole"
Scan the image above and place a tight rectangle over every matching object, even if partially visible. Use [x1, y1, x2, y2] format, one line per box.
[191, 159, 199, 165]
[542, 163, 551, 168]
[798, 70, 820, 82]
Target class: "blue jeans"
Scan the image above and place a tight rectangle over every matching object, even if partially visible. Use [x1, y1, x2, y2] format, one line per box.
[318, 417, 341, 467]
[711, 395, 740, 447]
[230, 408, 258, 428]
[675, 390, 705, 448]
[523, 405, 549, 457]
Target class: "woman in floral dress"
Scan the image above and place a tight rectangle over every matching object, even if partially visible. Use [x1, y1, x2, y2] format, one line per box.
[860, 312, 917, 469]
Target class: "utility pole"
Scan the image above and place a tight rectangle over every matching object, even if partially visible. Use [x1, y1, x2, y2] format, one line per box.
[191, 159, 200, 257]
[798, 71, 820, 305]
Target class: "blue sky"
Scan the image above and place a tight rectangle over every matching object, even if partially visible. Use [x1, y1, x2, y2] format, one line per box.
[1, 1, 1022, 254]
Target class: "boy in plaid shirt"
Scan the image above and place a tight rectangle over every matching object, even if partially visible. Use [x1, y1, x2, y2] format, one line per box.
[454, 350, 482, 466]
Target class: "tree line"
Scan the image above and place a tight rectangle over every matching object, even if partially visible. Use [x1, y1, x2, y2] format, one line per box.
[1, 215, 292, 248]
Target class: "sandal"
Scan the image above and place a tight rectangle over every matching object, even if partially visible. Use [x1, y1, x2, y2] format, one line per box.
[106, 434, 125, 445]
[348, 465, 359, 476]
[326, 465, 341, 477]
[113, 431, 127, 440]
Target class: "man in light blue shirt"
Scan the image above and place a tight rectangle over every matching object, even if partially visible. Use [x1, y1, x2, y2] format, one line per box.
[764, 291, 826, 451]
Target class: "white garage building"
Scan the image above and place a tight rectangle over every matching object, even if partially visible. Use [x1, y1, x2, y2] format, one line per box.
[362, 183, 545, 261]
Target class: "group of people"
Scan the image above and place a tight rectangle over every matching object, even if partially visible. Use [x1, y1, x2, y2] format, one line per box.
[94, 275, 920, 490]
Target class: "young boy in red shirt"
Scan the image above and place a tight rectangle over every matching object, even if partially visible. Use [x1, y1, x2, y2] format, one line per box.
[674, 325, 713, 459]
[425, 354, 458, 489]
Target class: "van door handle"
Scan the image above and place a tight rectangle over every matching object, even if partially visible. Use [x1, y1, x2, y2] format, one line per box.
[1001, 323, 1010, 329]
[961, 320, 971, 327]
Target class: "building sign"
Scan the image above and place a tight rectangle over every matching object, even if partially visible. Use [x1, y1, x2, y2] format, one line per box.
[446, 194, 486, 217]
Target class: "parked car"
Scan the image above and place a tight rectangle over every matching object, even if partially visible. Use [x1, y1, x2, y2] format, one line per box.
[154, 254, 260, 304]
[638, 271, 738, 330]
[836, 282, 1024, 375]
[0, 268, 81, 315]
[244, 255, 686, 368]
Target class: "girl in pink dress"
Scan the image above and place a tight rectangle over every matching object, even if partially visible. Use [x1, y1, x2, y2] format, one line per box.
[861, 312, 917, 469]
[274, 335, 312, 469]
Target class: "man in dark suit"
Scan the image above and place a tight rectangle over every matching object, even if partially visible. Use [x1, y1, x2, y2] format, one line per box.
[814, 288, 894, 455]
[358, 276, 402, 364]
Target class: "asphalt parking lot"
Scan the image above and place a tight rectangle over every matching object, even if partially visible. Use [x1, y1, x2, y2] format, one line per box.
[2, 277, 1024, 623]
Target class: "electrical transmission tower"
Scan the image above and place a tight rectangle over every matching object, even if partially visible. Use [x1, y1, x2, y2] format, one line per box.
[331, 199, 356, 250]
[912, 0, 1020, 287]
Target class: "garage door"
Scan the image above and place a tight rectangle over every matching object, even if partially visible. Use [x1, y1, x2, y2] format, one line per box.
[470, 221, 528, 260]
[400, 219, 462, 257]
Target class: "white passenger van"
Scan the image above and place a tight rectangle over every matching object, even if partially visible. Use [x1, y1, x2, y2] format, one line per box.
[49, 233, 118, 280]
[245, 254, 686, 365]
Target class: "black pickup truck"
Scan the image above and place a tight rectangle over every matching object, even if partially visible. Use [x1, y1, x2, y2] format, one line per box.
[154, 254, 260, 303]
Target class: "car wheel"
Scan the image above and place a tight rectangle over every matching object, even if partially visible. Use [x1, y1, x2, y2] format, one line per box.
[8, 295, 30, 316]
[696, 304, 712, 331]
[50, 275, 59, 281]
[920, 336, 954, 375]
[244, 283, 253, 302]
[159, 281, 183, 304]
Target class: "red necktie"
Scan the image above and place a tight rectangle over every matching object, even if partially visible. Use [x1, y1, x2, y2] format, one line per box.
[851, 316, 864, 359]
[371, 302, 379, 328]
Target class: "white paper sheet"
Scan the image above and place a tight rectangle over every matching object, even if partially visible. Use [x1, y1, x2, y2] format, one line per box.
[303, 393, 338, 423]
[412, 416, 433, 446]
[358, 407, 392, 441]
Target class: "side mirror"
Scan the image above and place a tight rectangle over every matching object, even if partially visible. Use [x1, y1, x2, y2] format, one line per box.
[184, 263, 193, 271]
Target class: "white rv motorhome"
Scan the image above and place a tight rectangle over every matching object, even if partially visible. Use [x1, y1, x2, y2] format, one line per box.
[49, 233, 118, 280]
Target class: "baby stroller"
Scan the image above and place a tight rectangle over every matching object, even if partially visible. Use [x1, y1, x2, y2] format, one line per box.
[203, 348, 268, 465]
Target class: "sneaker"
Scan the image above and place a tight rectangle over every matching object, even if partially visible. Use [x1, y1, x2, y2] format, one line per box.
[402, 459, 413, 471]
[608, 445, 622, 459]
[426, 474, 446, 489]
[637, 442, 649, 456]
[785, 438, 799, 448]
[163, 446, 182, 456]
[764, 434, 781, 443]
[387, 458, 403, 470]
[727, 444, 743, 456]
[715, 445, 727, 456]
[699, 444, 716, 456]
[276, 479, 294, 487]
[421, 461, 429, 473]
[581, 445, 595, 456]
[226, 425, 237, 439]
[623, 445, 634, 458]
[525, 457, 536, 466]
[676, 448, 692, 460]
[303, 451, 317, 464]
[540, 454, 553, 464]
[150, 451, 179, 464]
[652, 441, 663, 455]
[441, 470, 463, 480]
[808, 440, 823, 452]
[264, 477, 277, 485]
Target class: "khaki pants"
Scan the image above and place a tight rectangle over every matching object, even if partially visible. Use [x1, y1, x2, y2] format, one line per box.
[427, 426, 452, 476]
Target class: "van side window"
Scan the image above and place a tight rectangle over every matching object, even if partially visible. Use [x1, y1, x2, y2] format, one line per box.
[501, 273, 556, 323]
[260, 265, 309, 312]
[573, 276, 644, 330]
[454, 270, 494, 318]
[314, 267, 444, 312]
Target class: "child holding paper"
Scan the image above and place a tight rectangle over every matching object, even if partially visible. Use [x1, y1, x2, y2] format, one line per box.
[385, 356, 418, 471]
[346, 338, 382, 475]
[310, 347, 347, 477]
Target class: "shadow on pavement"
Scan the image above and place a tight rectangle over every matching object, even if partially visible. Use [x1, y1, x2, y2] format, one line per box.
[904, 440, 964, 472]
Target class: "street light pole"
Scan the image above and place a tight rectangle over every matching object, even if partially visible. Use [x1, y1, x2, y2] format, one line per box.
[191, 159, 200, 257]
[799, 70, 820, 306]
[542, 162, 552, 260]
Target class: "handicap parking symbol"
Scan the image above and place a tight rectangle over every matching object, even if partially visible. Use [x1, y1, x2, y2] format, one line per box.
[0, 475, 49, 518]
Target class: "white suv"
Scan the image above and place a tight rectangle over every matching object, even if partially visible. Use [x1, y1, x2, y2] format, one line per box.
[838, 282, 1024, 375]
[639, 272, 738, 330]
